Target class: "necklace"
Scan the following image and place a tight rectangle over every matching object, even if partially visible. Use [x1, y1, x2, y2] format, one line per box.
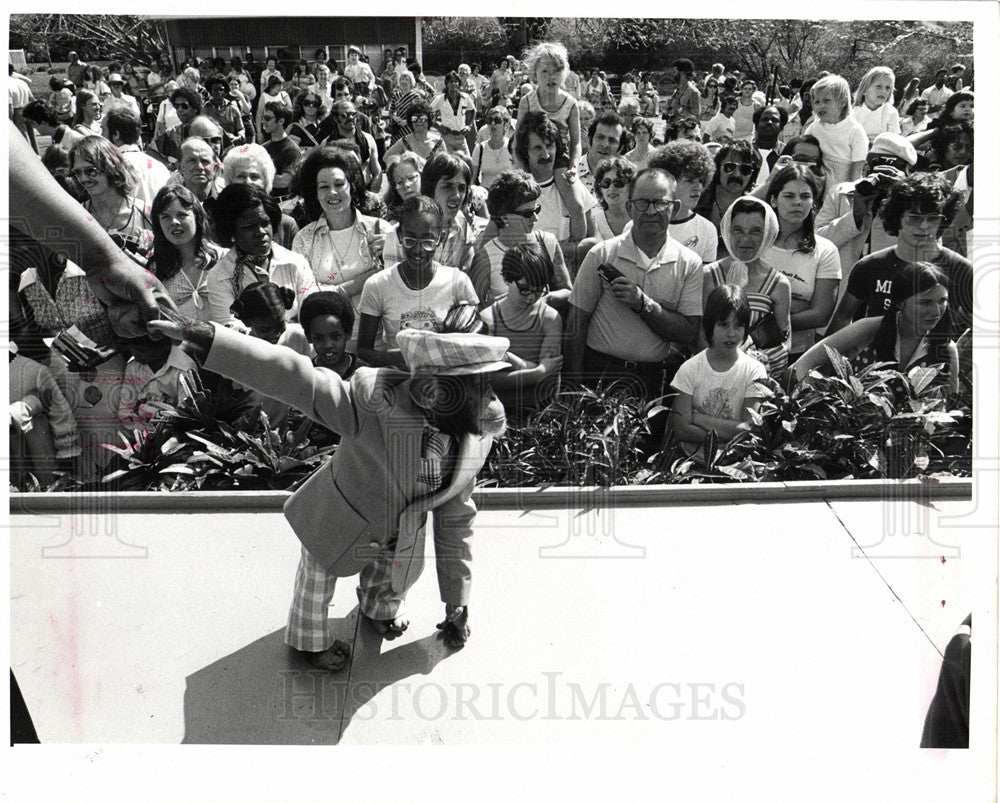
[326, 222, 357, 276]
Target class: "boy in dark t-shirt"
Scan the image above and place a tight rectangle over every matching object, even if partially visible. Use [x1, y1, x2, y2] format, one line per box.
[260, 100, 303, 199]
[826, 173, 971, 338]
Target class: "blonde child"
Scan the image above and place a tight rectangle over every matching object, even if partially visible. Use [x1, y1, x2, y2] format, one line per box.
[515, 41, 582, 173]
[852, 67, 901, 142]
[804, 74, 869, 188]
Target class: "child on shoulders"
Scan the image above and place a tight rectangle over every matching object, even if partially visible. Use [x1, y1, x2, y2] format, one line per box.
[515, 41, 582, 173]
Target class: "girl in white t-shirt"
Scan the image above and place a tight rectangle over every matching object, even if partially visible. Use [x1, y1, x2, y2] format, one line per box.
[356, 196, 478, 368]
[804, 74, 869, 187]
[671, 284, 768, 458]
[763, 165, 842, 358]
[852, 67, 901, 142]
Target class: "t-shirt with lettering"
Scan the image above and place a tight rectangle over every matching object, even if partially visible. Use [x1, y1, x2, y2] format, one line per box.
[358, 263, 479, 350]
[669, 213, 719, 265]
[845, 245, 972, 336]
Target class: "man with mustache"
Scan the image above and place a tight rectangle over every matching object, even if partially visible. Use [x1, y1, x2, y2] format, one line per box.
[694, 141, 762, 235]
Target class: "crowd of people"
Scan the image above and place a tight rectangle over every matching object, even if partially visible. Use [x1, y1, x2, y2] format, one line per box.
[8, 39, 974, 484]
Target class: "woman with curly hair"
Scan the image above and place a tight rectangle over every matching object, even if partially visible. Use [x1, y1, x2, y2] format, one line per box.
[288, 88, 335, 152]
[383, 99, 445, 162]
[763, 164, 841, 359]
[291, 147, 389, 312]
[68, 136, 153, 261]
[148, 185, 224, 320]
[589, 156, 637, 241]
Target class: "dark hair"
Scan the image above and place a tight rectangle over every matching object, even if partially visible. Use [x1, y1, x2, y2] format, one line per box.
[926, 122, 973, 169]
[444, 70, 461, 88]
[405, 99, 433, 125]
[514, 111, 563, 166]
[265, 100, 294, 127]
[72, 89, 101, 126]
[765, 164, 822, 253]
[486, 169, 541, 221]
[149, 185, 214, 281]
[231, 281, 295, 327]
[702, 284, 751, 344]
[632, 117, 654, 137]
[300, 290, 356, 339]
[905, 98, 929, 116]
[265, 74, 284, 94]
[206, 75, 228, 92]
[332, 76, 352, 95]
[170, 86, 203, 113]
[24, 99, 59, 127]
[592, 157, 637, 209]
[397, 194, 444, 229]
[753, 104, 789, 128]
[293, 89, 328, 121]
[69, 136, 138, 197]
[871, 261, 952, 364]
[879, 172, 963, 237]
[587, 110, 624, 146]
[649, 140, 716, 186]
[696, 141, 761, 218]
[500, 241, 552, 287]
[672, 58, 695, 76]
[719, 93, 739, 111]
[421, 151, 472, 200]
[103, 107, 142, 145]
[730, 197, 766, 220]
[297, 146, 367, 221]
[664, 113, 701, 142]
[213, 183, 282, 245]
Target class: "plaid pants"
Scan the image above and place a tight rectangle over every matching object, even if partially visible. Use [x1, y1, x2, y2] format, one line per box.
[284, 544, 406, 652]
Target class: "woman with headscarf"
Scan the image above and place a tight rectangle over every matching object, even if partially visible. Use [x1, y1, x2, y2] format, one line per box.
[702, 195, 791, 375]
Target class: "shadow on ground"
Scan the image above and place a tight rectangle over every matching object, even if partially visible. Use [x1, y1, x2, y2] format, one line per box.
[182, 607, 452, 744]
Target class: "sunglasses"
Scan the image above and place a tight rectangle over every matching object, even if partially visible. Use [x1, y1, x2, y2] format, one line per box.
[400, 235, 441, 251]
[411, 115, 429, 124]
[337, 113, 357, 121]
[514, 282, 547, 297]
[510, 205, 542, 219]
[302, 99, 320, 107]
[487, 117, 505, 124]
[598, 177, 629, 190]
[71, 166, 101, 181]
[722, 162, 754, 177]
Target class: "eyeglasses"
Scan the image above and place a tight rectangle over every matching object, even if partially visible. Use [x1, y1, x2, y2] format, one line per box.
[901, 212, 945, 228]
[598, 177, 629, 190]
[411, 115, 429, 124]
[71, 166, 101, 180]
[510, 205, 542, 219]
[400, 235, 441, 251]
[514, 282, 547, 297]
[722, 162, 754, 177]
[629, 198, 676, 214]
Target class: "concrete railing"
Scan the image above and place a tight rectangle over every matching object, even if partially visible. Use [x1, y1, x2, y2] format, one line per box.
[10, 477, 971, 514]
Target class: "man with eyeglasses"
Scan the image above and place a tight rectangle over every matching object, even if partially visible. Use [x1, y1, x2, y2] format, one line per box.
[202, 76, 246, 146]
[825, 172, 972, 340]
[816, 133, 917, 279]
[565, 168, 703, 400]
[577, 111, 626, 194]
[330, 100, 382, 192]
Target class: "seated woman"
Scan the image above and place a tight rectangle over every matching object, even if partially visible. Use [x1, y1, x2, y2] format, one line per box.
[206, 183, 317, 327]
[467, 169, 573, 310]
[382, 152, 483, 272]
[702, 196, 791, 376]
[69, 136, 153, 262]
[148, 185, 224, 321]
[480, 241, 563, 418]
[290, 146, 389, 322]
[383, 100, 445, 162]
[382, 151, 426, 222]
[670, 284, 769, 459]
[221, 144, 300, 248]
[791, 261, 959, 396]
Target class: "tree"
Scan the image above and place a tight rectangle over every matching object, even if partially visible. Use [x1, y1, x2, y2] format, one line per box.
[9, 14, 168, 69]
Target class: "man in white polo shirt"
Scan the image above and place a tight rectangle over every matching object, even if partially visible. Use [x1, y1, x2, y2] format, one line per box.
[564, 167, 703, 401]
